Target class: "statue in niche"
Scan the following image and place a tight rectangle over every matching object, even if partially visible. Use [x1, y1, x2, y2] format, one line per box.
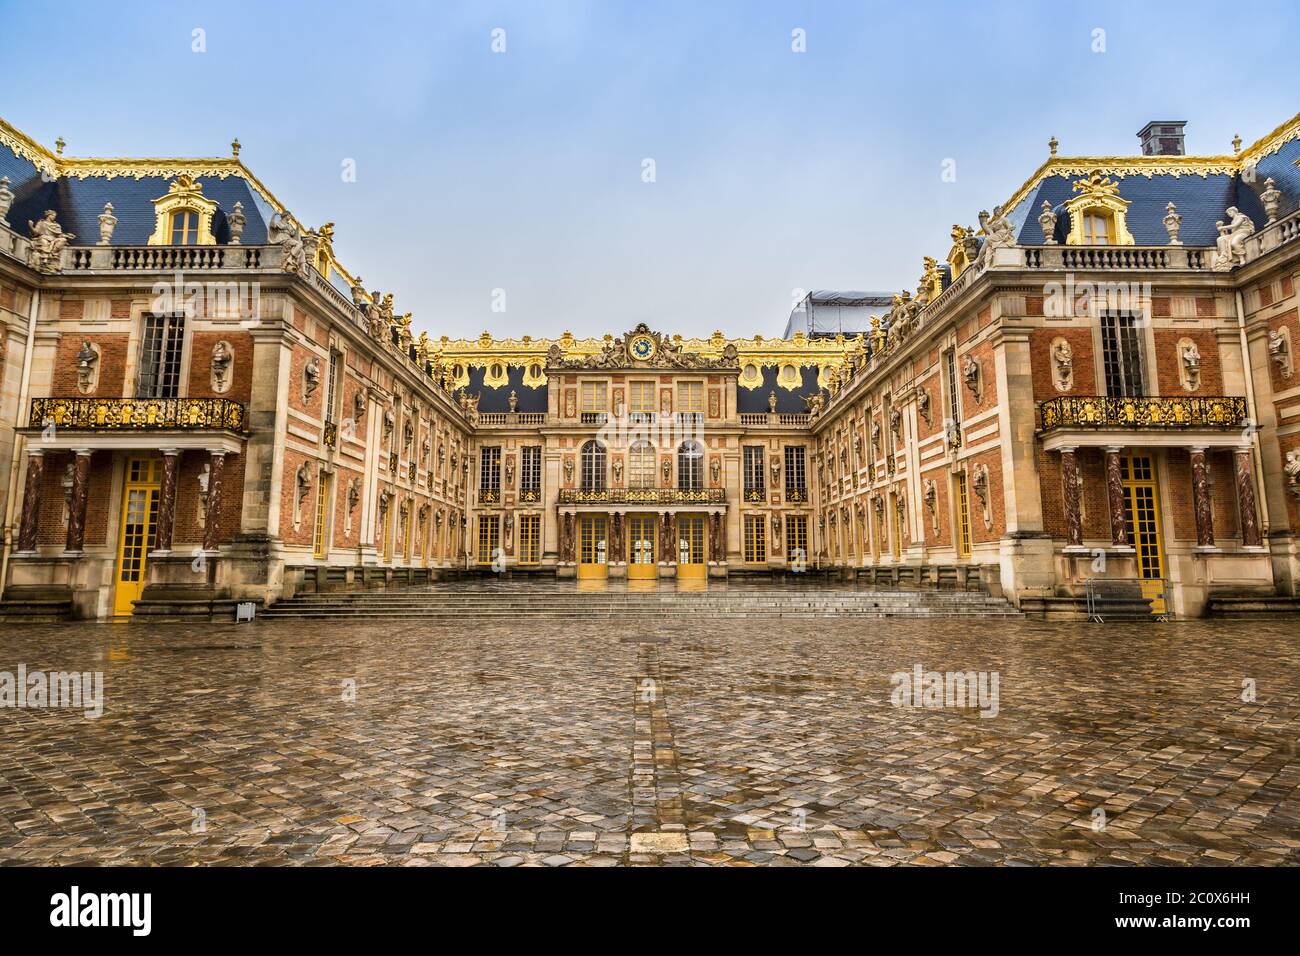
[1181, 341, 1202, 391]
[962, 354, 981, 401]
[211, 341, 232, 392]
[303, 356, 321, 401]
[1269, 329, 1292, 377]
[1284, 450, 1300, 492]
[915, 385, 932, 425]
[75, 341, 98, 392]
[1052, 339, 1074, 391]
[972, 466, 992, 530]
[924, 479, 939, 533]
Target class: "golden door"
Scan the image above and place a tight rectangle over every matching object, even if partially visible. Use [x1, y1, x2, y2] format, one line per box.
[677, 515, 706, 579]
[113, 458, 162, 617]
[578, 515, 608, 580]
[627, 514, 656, 580]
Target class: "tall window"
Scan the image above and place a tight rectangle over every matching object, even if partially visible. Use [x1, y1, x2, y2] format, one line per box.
[743, 513, 767, 564]
[944, 349, 962, 431]
[518, 514, 540, 565]
[1082, 212, 1112, 245]
[324, 350, 341, 423]
[137, 313, 186, 398]
[629, 440, 655, 489]
[169, 210, 198, 245]
[1101, 313, 1145, 397]
[743, 446, 765, 501]
[786, 514, 808, 562]
[784, 445, 807, 501]
[477, 515, 500, 565]
[479, 446, 501, 501]
[677, 440, 703, 491]
[312, 470, 332, 559]
[629, 381, 655, 416]
[581, 381, 607, 412]
[580, 440, 607, 491]
[677, 382, 703, 416]
[955, 472, 973, 558]
[520, 446, 541, 500]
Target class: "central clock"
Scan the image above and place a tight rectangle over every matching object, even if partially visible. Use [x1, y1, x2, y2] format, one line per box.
[630, 334, 655, 360]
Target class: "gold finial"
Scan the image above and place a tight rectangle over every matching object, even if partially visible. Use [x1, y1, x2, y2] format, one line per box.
[231, 137, 241, 157]
[1048, 136, 1058, 157]
[1231, 133, 1242, 154]
[54, 137, 65, 156]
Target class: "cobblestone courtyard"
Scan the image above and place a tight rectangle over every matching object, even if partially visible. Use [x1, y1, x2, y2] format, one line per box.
[1, 612, 1298, 866]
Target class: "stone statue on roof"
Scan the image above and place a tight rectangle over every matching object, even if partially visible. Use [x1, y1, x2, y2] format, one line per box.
[27, 210, 74, 273]
[1211, 207, 1255, 271]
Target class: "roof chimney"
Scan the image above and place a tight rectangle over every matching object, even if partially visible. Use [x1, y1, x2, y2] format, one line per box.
[1137, 121, 1187, 156]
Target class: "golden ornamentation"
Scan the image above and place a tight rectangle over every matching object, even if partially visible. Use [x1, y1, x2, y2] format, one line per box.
[1063, 170, 1134, 246]
[147, 174, 218, 246]
[1037, 395, 1248, 431]
[30, 396, 246, 431]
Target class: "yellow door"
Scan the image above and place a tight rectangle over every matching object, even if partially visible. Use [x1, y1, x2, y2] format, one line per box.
[677, 515, 706, 579]
[113, 458, 162, 617]
[578, 515, 608, 580]
[627, 514, 656, 580]
[1121, 456, 1167, 615]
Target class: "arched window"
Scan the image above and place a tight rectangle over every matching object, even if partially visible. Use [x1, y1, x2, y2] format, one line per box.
[677, 440, 703, 491]
[580, 440, 607, 492]
[629, 440, 655, 489]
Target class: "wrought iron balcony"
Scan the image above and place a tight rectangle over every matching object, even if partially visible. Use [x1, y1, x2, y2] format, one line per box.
[1038, 395, 1249, 432]
[785, 486, 808, 503]
[556, 488, 726, 505]
[30, 396, 246, 431]
[322, 419, 338, 448]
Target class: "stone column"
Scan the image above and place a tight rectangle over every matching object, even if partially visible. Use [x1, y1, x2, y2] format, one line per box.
[152, 449, 180, 554]
[1104, 446, 1129, 548]
[64, 449, 92, 554]
[1060, 447, 1084, 550]
[203, 451, 227, 552]
[16, 449, 45, 553]
[1235, 447, 1262, 548]
[1189, 447, 1215, 549]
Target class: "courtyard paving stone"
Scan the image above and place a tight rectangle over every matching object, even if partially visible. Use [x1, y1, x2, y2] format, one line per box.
[0, 614, 1297, 865]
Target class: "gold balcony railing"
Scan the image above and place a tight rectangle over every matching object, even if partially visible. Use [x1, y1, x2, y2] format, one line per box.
[322, 419, 338, 448]
[30, 396, 247, 431]
[557, 488, 726, 505]
[1038, 395, 1249, 432]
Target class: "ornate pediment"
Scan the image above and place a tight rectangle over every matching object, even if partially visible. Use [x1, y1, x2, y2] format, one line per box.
[545, 323, 740, 371]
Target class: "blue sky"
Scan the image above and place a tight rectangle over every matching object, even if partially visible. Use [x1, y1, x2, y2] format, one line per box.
[2, 0, 1297, 339]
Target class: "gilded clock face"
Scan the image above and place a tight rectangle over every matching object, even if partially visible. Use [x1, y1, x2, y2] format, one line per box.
[630, 334, 655, 361]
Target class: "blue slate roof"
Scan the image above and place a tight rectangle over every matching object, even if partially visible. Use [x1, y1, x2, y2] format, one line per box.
[736, 366, 824, 414]
[0, 140, 271, 245]
[1010, 137, 1300, 246]
[464, 366, 548, 413]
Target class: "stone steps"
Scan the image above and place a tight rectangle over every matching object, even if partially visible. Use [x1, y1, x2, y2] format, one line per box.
[261, 586, 1022, 620]
[0, 598, 75, 623]
[1205, 595, 1300, 618]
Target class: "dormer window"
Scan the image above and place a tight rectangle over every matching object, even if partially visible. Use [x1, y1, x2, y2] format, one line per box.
[169, 210, 199, 245]
[1081, 211, 1113, 245]
[148, 174, 218, 246]
[1063, 171, 1134, 246]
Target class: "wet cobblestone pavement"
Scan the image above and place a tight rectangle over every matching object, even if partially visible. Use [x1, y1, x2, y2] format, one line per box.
[1, 614, 1298, 866]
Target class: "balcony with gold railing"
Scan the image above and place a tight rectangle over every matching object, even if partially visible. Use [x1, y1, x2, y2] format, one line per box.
[556, 488, 726, 506]
[29, 396, 247, 432]
[1038, 395, 1249, 432]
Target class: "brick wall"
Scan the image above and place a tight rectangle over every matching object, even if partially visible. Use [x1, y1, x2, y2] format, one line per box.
[53, 331, 130, 397]
[958, 339, 998, 418]
[1030, 327, 1097, 400]
[1153, 329, 1222, 394]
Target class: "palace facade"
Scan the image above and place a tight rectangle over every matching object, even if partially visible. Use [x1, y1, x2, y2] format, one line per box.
[1, 114, 1299, 621]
